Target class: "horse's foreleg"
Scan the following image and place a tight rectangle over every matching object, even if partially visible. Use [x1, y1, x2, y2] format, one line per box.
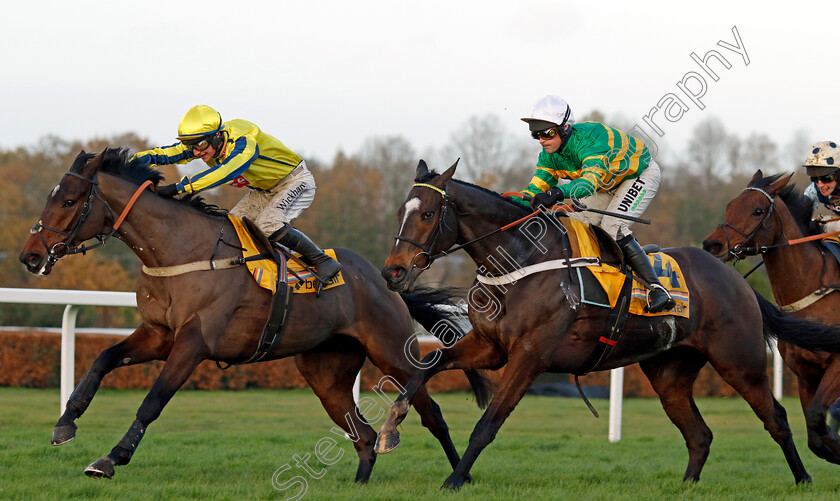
[84, 317, 206, 479]
[639, 350, 711, 483]
[54, 323, 172, 446]
[803, 369, 840, 463]
[440, 345, 543, 490]
[375, 332, 501, 455]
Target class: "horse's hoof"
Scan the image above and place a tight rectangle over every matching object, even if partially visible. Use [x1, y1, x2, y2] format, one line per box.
[796, 474, 813, 485]
[441, 475, 465, 491]
[51, 423, 77, 446]
[84, 457, 115, 479]
[374, 431, 400, 454]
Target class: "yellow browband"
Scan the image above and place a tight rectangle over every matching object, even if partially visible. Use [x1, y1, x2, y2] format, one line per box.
[412, 183, 449, 197]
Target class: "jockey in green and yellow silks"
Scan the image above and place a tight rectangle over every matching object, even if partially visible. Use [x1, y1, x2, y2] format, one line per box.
[131, 105, 341, 286]
[507, 95, 674, 313]
[512, 121, 651, 204]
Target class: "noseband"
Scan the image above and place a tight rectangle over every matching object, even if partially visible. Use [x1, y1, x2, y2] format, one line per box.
[715, 186, 776, 261]
[393, 183, 457, 270]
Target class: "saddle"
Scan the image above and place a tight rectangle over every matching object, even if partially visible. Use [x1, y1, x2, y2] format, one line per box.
[820, 238, 840, 266]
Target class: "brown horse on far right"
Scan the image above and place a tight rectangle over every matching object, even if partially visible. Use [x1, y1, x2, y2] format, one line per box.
[703, 170, 840, 464]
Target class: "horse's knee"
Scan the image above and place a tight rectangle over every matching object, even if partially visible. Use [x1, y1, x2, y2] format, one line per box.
[467, 421, 498, 448]
[805, 411, 830, 437]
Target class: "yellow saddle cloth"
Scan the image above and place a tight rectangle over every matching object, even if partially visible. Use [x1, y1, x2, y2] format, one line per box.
[823, 235, 840, 246]
[228, 215, 345, 294]
[566, 219, 690, 318]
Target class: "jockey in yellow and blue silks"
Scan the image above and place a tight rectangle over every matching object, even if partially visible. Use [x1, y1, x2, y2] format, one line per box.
[131, 105, 341, 285]
[507, 95, 675, 313]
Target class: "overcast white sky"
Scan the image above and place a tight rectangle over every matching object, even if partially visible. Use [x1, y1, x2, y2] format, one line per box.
[1, 0, 836, 167]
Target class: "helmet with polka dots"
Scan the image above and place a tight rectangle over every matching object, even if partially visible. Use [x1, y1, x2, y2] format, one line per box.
[803, 141, 840, 177]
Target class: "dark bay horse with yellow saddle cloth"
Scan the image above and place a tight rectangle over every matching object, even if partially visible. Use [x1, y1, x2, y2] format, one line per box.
[703, 170, 840, 465]
[18, 148, 492, 482]
[375, 160, 840, 490]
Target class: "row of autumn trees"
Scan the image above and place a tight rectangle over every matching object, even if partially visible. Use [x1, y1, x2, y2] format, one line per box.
[0, 113, 814, 327]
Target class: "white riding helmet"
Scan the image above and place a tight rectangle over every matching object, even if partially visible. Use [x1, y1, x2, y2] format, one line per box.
[803, 141, 840, 177]
[521, 95, 576, 132]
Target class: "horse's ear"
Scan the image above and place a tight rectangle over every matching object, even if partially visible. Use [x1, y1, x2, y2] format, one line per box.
[438, 158, 459, 186]
[81, 150, 106, 176]
[767, 172, 793, 195]
[416, 159, 429, 180]
[750, 169, 763, 184]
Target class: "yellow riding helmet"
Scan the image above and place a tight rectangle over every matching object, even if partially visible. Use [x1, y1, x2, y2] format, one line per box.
[803, 141, 840, 177]
[176, 105, 223, 142]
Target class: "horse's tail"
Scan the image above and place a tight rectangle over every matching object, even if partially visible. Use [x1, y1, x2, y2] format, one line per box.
[400, 286, 494, 409]
[754, 289, 840, 352]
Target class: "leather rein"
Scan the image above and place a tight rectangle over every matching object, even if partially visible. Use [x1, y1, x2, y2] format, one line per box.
[30, 172, 152, 267]
[393, 182, 546, 270]
[716, 185, 840, 311]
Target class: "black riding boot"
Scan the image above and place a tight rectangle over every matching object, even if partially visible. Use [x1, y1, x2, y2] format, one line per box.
[275, 228, 342, 286]
[617, 235, 676, 313]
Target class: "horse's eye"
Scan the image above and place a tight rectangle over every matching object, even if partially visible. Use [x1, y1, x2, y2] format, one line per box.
[62, 199, 77, 208]
[752, 208, 765, 216]
[421, 211, 435, 221]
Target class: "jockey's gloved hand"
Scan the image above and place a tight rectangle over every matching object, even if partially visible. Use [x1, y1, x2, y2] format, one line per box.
[530, 188, 564, 209]
[156, 184, 179, 198]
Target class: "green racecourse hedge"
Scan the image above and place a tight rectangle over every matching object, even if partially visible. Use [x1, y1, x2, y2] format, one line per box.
[0, 330, 801, 396]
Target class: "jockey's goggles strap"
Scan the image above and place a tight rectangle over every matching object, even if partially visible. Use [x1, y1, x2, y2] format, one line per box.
[412, 183, 449, 198]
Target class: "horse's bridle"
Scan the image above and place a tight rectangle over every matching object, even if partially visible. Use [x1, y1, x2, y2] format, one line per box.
[393, 182, 556, 271]
[714, 186, 778, 261]
[29, 171, 120, 267]
[393, 183, 458, 270]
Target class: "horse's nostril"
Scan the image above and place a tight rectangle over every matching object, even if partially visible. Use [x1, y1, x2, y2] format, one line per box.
[702, 241, 722, 255]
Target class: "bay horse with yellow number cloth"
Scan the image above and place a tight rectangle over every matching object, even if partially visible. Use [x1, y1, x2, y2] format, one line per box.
[375, 159, 840, 490]
[18, 148, 492, 482]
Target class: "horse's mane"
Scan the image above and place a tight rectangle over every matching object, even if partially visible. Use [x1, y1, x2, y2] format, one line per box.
[416, 170, 530, 213]
[751, 174, 815, 236]
[74, 147, 228, 217]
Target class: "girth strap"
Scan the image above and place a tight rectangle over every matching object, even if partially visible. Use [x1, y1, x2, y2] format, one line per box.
[573, 269, 634, 418]
[217, 248, 293, 370]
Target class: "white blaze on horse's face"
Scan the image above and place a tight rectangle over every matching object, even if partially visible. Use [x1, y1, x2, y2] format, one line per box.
[50, 185, 60, 198]
[396, 197, 421, 248]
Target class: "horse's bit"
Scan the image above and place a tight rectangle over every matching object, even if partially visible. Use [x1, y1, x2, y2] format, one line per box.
[393, 183, 457, 270]
[29, 171, 117, 267]
[714, 186, 777, 261]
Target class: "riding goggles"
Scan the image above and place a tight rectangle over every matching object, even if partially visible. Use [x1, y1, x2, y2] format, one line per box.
[811, 173, 837, 184]
[182, 133, 215, 152]
[531, 128, 558, 140]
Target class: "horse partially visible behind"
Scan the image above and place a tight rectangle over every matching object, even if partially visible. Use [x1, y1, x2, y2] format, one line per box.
[18, 148, 492, 482]
[703, 170, 840, 464]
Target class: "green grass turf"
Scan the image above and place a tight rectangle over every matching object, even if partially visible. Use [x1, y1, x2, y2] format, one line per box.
[2, 387, 840, 500]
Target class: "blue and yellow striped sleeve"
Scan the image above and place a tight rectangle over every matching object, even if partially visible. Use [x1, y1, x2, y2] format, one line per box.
[181, 135, 260, 193]
[130, 143, 194, 168]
